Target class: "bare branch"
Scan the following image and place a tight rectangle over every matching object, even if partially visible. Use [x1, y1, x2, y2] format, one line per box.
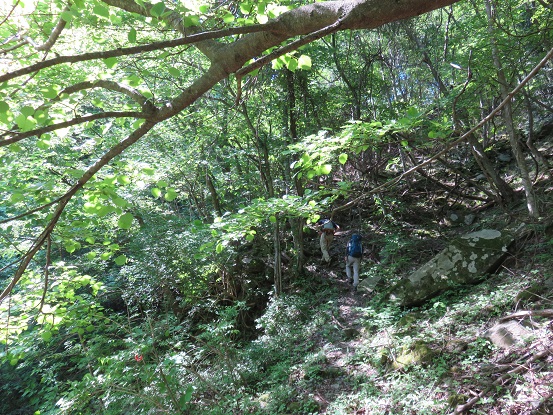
[0, 0, 20, 28]
[0, 24, 275, 84]
[0, 197, 62, 225]
[0, 111, 147, 146]
[499, 309, 553, 323]
[56, 80, 156, 112]
[36, 6, 70, 52]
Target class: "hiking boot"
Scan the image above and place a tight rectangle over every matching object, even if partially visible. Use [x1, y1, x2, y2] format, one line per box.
[352, 286, 358, 293]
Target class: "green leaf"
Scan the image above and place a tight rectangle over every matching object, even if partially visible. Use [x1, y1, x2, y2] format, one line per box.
[179, 385, 194, 408]
[21, 106, 35, 117]
[184, 15, 200, 27]
[151, 187, 162, 198]
[287, 58, 298, 72]
[150, 2, 166, 17]
[0, 101, 8, 113]
[114, 255, 127, 265]
[320, 164, 332, 175]
[41, 331, 52, 342]
[164, 188, 177, 201]
[157, 180, 168, 188]
[113, 196, 129, 207]
[103, 57, 118, 68]
[117, 175, 131, 185]
[93, 4, 110, 18]
[128, 28, 137, 43]
[216, 243, 224, 254]
[168, 67, 180, 77]
[338, 153, 348, 165]
[37, 139, 51, 149]
[60, 10, 74, 22]
[101, 252, 112, 260]
[10, 193, 24, 203]
[269, 215, 277, 223]
[15, 114, 36, 131]
[298, 55, 312, 70]
[222, 12, 235, 23]
[41, 85, 59, 99]
[407, 107, 419, 118]
[64, 240, 81, 253]
[240, 2, 252, 14]
[117, 213, 134, 229]
[142, 167, 156, 175]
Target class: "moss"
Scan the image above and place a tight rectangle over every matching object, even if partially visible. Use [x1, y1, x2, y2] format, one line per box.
[392, 340, 436, 370]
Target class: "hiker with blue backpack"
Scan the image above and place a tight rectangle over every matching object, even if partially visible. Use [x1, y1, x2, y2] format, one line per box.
[345, 234, 363, 292]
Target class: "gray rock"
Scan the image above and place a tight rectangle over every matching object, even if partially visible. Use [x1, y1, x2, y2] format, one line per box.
[483, 320, 533, 348]
[386, 229, 515, 307]
[464, 214, 476, 225]
[497, 153, 512, 162]
[358, 275, 382, 292]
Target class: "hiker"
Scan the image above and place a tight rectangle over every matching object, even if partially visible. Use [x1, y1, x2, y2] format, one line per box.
[345, 234, 363, 292]
[317, 218, 340, 264]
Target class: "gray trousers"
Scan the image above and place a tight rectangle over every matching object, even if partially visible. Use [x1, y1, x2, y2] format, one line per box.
[345, 256, 361, 287]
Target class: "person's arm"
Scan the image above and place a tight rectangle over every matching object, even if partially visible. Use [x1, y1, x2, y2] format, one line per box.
[345, 243, 349, 262]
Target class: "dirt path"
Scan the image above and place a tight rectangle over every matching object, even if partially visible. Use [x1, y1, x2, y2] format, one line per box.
[306, 260, 375, 412]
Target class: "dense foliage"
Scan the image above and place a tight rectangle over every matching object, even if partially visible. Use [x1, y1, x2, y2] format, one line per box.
[1, 0, 552, 414]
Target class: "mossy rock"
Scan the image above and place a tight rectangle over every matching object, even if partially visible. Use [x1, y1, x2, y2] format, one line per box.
[391, 340, 436, 370]
[386, 229, 515, 307]
[448, 393, 469, 407]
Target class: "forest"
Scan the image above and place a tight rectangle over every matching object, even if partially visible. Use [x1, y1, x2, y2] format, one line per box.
[1, 0, 552, 414]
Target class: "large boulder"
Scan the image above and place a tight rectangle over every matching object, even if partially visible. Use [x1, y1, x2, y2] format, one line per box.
[386, 229, 515, 307]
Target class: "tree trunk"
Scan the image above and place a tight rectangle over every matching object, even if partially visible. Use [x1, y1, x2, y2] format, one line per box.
[485, 0, 539, 218]
[205, 170, 223, 216]
[273, 215, 283, 297]
[284, 69, 306, 273]
[522, 86, 550, 171]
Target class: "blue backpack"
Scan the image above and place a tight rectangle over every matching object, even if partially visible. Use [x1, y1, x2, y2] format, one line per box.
[348, 234, 363, 258]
